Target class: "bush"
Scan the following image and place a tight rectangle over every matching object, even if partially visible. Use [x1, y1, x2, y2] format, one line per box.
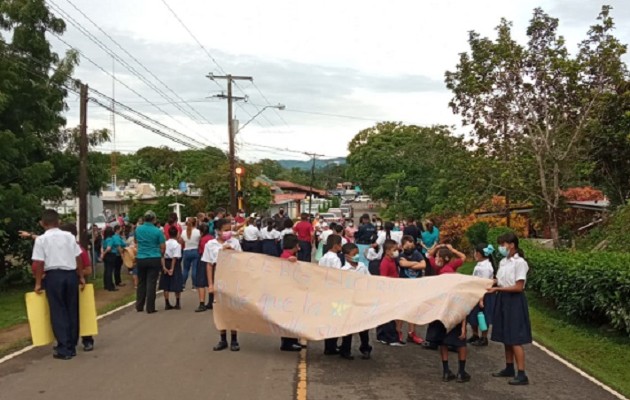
[466, 221, 489, 246]
[487, 226, 514, 247]
[525, 246, 630, 335]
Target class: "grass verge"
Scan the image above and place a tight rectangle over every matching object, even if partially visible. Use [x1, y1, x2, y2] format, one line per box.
[459, 260, 630, 397]
[0, 289, 28, 330]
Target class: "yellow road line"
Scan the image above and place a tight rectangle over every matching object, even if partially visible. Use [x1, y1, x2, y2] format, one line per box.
[296, 344, 308, 400]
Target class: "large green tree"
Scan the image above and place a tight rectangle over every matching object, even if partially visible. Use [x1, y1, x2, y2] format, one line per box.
[445, 6, 627, 244]
[0, 0, 77, 277]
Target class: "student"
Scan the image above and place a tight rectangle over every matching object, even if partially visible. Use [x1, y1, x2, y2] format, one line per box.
[242, 217, 262, 254]
[60, 223, 95, 352]
[487, 233, 532, 386]
[32, 210, 85, 360]
[339, 243, 373, 360]
[159, 226, 183, 310]
[332, 224, 348, 245]
[112, 225, 127, 287]
[366, 245, 382, 276]
[181, 217, 201, 291]
[278, 234, 303, 352]
[202, 218, 243, 351]
[425, 243, 470, 383]
[293, 213, 314, 262]
[398, 235, 426, 345]
[376, 221, 403, 249]
[195, 223, 214, 312]
[467, 243, 496, 346]
[402, 218, 420, 244]
[376, 240, 403, 346]
[344, 221, 357, 244]
[318, 235, 344, 356]
[100, 226, 118, 292]
[260, 219, 281, 257]
[421, 219, 440, 254]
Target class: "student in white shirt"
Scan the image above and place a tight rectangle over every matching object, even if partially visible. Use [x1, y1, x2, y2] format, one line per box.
[180, 217, 201, 291]
[487, 233, 532, 386]
[339, 243, 372, 360]
[242, 217, 262, 253]
[319, 234, 344, 355]
[31, 209, 84, 360]
[260, 219, 281, 257]
[467, 243, 497, 346]
[159, 226, 183, 310]
[201, 218, 243, 352]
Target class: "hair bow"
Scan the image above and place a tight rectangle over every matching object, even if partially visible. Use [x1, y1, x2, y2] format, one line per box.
[483, 244, 495, 257]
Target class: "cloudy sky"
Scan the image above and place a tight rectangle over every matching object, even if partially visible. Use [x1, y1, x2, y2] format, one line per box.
[49, 0, 630, 161]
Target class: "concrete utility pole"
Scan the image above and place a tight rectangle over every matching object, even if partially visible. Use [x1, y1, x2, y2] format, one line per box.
[207, 73, 252, 215]
[78, 83, 89, 249]
[305, 152, 324, 215]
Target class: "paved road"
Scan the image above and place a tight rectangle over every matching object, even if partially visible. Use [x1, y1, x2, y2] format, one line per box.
[0, 291, 621, 400]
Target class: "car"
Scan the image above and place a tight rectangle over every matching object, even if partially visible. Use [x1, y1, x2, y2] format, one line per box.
[340, 205, 353, 219]
[355, 195, 372, 203]
[319, 213, 341, 223]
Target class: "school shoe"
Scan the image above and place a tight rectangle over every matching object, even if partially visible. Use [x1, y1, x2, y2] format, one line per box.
[377, 339, 388, 345]
[205, 302, 213, 310]
[53, 353, 73, 360]
[165, 303, 174, 310]
[456, 372, 471, 383]
[407, 332, 425, 345]
[213, 340, 228, 351]
[467, 335, 480, 344]
[83, 343, 94, 352]
[340, 353, 355, 360]
[492, 369, 515, 378]
[442, 371, 456, 382]
[195, 304, 207, 313]
[324, 349, 340, 355]
[230, 341, 240, 352]
[472, 337, 488, 347]
[359, 346, 373, 360]
[280, 344, 302, 352]
[389, 341, 406, 347]
[508, 376, 529, 386]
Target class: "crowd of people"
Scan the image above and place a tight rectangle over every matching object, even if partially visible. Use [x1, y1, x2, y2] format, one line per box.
[24, 205, 532, 386]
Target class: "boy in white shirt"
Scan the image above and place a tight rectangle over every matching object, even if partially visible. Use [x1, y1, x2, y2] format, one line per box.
[339, 243, 372, 360]
[319, 235, 343, 355]
[201, 218, 243, 351]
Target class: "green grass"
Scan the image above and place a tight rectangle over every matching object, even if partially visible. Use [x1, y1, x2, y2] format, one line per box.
[458, 262, 630, 397]
[0, 288, 29, 330]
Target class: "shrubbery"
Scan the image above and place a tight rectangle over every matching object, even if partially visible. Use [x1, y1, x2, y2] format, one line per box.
[525, 244, 630, 335]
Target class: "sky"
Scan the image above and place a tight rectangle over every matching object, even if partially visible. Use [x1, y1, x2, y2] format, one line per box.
[47, 0, 630, 162]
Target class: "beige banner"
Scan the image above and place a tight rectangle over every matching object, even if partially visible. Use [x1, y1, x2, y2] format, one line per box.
[213, 252, 493, 340]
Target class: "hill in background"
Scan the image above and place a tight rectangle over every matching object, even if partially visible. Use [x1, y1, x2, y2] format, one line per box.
[278, 157, 346, 170]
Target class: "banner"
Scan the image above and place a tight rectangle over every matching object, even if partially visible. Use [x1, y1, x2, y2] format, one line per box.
[25, 284, 99, 346]
[213, 252, 493, 340]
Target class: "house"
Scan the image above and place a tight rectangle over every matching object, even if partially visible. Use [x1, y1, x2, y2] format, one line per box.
[255, 176, 328, 219]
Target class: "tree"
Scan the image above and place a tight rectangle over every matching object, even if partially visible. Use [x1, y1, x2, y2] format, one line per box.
[445, 6, 627, 245]
[0, 0, 79, 279]
[253, 159, 284, 180]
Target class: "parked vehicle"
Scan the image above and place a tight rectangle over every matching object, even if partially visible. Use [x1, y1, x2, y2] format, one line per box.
[319, 213, 341, 223]
[340, 205, 353, 219]
[355, 195, 372, 202]
[327, 208, 344, 219]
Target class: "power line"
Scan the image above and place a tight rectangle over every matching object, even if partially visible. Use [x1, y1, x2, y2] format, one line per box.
[47, 0, 213, 145]
[60, 0, 216, 127]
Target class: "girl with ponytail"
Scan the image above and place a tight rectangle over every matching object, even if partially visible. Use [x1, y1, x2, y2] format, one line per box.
[466, 243, 497, 346]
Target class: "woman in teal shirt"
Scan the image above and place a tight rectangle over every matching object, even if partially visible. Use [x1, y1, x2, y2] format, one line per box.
[134, 210, 166, 314]
[112, 225, 127, 288]
[421, 219, 440, 255]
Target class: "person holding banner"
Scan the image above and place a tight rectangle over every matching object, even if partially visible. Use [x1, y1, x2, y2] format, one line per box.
[32, 210, 85, 360]
[319, 235, 344, 356]
[278, 234, 303, 352]
[202, 218, 243, 351]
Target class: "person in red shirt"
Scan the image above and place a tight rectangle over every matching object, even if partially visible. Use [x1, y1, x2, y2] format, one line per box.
[425, 243, 470, 383]
[163, 212, 182, 240]
[376, 239, 403, 346]
[279, 234, 302, 352]
[293, 213, 314, 262]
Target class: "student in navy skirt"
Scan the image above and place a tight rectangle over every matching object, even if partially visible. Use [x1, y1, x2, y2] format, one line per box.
[159, 227, 183, 310]
[488, 233, 532, 386]
[195, 223, 214, 312]
[467, 243, 496, 346]
[260, 219, 281, 257]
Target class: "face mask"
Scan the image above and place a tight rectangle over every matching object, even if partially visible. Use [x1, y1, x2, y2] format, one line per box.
[404, 247, 414, 254]
[376, 223, 382, 228]
[351, 254, 360, 263]
[221, 231, 232, 241]
[349, 223, 354, 227]
[498, 246, 509, 257]
[391, 250, 400, 258]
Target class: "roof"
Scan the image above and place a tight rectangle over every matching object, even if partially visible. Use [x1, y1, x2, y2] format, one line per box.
[274, 193, 307, 204]
[273, 180, 327, 197]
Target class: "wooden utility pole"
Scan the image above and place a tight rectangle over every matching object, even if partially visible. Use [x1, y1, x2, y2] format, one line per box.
[207, 73, 252, 215]
[78, 83, 89, 249]
[305, 152, 324, 215]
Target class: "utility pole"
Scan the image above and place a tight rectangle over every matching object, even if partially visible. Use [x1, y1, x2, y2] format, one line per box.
[305, 152, 324, 215]
[78, 83, 89, 249]
[207, 73, 252, 215]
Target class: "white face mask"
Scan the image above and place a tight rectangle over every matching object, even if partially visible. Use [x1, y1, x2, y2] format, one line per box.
[391, 250, 400, 258]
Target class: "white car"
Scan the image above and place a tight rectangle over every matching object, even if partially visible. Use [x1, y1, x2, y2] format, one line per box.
[355, 195, 372, 203]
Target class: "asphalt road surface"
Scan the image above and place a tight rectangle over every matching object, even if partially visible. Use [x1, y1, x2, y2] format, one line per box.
[0, 289, 621, 400]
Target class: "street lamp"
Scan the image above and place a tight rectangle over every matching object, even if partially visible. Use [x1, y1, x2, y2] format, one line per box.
[235, 167, 245, 211]
[236, 104, 286, 135]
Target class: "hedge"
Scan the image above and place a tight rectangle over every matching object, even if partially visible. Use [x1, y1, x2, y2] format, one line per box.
[525, 245, 630, 335]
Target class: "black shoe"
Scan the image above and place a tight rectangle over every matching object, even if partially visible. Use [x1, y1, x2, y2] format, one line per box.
[147, 310, 158, 314]
[53, 353, 73, 360]
[280, 344, 302, 352]
[422, 341, 438, 350]
[340, 353, 354, 360]
[508, 376, 529, 386]
[195, 305, 207, 313]
[360, 346, 373, 360]
[165, 303, 174, 310]
[457, 372, 471, 383]
[324, 349, 340, 356]
[472, 337, 488, 347]
[83, 343, 94, 352]
[205, 303, 213, 310]
[442, 370, 456, 382]
[174, 303, 181, 310]
[213, 340, 228, 351]
[467, 335, 480, 344]
[492, 369, 515, 378]
[230, 341, 240, 352]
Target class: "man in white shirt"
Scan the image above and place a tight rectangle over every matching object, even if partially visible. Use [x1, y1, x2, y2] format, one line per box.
[32, 210, 84, 360]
